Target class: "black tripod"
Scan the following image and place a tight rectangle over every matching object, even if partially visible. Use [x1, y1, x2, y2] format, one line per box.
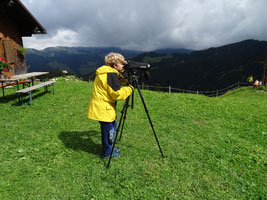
[106, 73, 164, 168]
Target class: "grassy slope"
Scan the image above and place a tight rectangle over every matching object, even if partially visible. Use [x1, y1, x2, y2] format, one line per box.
[0, 80, 266, 199]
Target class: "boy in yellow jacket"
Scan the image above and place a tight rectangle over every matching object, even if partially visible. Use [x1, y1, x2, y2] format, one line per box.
[87, 52, 133, 158]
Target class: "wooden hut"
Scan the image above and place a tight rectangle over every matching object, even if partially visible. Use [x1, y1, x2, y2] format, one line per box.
[0, 0, 46, 74]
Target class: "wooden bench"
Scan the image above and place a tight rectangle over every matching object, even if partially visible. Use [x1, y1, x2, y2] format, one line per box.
[15, 80, 56, 105]
[0, 80, 31, 88]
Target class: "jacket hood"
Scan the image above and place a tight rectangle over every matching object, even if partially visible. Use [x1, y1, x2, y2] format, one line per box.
[96, 65, 119, 75]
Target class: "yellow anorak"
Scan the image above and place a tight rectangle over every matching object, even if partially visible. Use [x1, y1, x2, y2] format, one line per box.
[87, 65, 133, 122]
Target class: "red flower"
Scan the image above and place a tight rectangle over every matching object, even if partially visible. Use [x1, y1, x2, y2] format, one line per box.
[0, 58, 13, 71]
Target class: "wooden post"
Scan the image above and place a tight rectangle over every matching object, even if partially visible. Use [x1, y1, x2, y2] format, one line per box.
[169, 85, 171, 93]
[255, 54, 267, 85]
[263, 63, 267, 85]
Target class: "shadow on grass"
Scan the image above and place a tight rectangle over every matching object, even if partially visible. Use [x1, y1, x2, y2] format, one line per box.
[12, 91, 53, 106]
[0, 88, 53, 106]
[59, 131, 101, 156]
[0, 92, 18, 103]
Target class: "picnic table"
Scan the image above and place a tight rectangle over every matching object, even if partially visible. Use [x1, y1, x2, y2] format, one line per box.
[0, 72, 48, 96]
[0, 72, 56, 105]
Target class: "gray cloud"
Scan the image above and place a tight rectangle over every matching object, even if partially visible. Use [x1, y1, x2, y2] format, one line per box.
[21, 0, 267, 51]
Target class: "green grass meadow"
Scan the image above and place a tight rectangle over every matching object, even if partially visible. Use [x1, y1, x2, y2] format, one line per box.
[0, 79, 266, 199]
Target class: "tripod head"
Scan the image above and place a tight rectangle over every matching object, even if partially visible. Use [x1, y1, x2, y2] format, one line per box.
[123, 61, 151, 86]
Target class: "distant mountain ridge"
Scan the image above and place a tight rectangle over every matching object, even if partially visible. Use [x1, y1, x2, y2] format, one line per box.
[26, 47, 143, 76]
[134, 39, 267, 90]
[25, 40, 267, 90]
[154, 48, 193, 54]
[26, 46, 191, 77]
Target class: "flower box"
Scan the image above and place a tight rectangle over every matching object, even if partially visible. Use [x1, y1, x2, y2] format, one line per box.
[1, 71, 14, 79]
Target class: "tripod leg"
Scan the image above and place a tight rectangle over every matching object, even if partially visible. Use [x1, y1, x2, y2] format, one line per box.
[134, 78, 164, 158]
[118, 107, 128, 141]
[106, 97, 130, 168]
[131, 89, 134, 109]
[119, 94, 133, 141]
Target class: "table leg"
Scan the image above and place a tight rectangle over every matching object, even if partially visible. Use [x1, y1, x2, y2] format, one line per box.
[15, 81, 21, 103]
[16, 80, 19, 90]
[1, 82, 4, 96]
[29, 91, 32, 105]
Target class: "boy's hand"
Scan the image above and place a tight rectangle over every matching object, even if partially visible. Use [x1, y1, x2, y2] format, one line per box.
[129, 85, 134, 92]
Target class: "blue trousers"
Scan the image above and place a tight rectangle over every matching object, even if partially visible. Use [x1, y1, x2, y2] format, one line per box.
[100, 120, 117, 157]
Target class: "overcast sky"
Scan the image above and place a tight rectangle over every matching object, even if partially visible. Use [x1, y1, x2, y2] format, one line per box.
[21, 0, 267, 51]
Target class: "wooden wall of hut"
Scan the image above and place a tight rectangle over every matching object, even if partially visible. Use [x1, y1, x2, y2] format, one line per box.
[0, 1, 27, 74]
